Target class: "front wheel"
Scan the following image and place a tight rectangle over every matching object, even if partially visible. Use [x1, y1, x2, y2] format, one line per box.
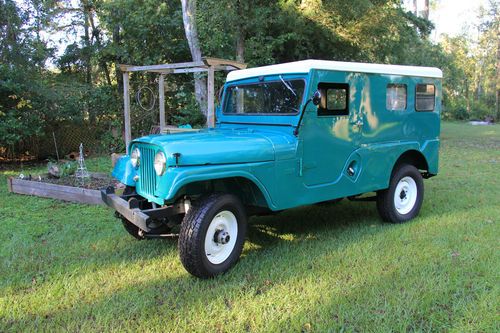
[376, 164, 424, 223]
[179, 193, 247, 278]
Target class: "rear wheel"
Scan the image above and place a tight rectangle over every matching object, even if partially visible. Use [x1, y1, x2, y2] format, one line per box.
[179, 193, 247, 278]
[376, 164, 424, 223]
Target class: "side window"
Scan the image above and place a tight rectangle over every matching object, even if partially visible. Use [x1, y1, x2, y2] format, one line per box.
[318, 83, 349, 116]
[415, 84, 435, 111]
[386, 84, 407, 110]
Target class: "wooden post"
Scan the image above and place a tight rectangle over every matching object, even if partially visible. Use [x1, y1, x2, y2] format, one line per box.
[7, 177, 13, 193]
[207, 65, 215, 128]
[123, 72, 131, 154]
[159, 74, 166, 130]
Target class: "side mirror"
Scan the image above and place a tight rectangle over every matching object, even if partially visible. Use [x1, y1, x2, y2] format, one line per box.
[312, 90, 321, 106]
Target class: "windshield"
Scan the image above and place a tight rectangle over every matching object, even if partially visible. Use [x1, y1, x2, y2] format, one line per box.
[224, 79, 305, 115]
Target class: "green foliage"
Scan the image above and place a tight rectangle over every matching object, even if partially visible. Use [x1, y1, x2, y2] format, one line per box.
[0, 66, 45, 146]
[168, 91, 206, 128]
[47, 160, 77, 177]
[1, 0, 499, 159]
[437, 1, 499, 121]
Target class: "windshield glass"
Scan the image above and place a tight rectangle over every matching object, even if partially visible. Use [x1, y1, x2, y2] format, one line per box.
[224, 79, 305, 115]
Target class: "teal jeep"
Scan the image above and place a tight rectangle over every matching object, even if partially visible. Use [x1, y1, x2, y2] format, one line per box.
[102, 60, 442, 278]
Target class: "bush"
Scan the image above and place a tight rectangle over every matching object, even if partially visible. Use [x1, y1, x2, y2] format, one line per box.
[442, 97, 468, 120]
[470, 100, 494, 121]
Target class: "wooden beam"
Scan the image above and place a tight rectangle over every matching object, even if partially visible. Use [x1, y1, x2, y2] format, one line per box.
[7, 176, 13, 192]
[214, 65, 243, 72]
[203, 57, 247, 69]
[123, 72, 131, 154]
[159, 74, 166, 130]
[155, 67, 208, 74]
[207, 66, 215, 128]
[132, 67, 235, 74]
[119, 61, 205, 73]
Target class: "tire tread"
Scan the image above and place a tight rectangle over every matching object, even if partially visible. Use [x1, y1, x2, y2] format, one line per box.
[179, 193, 245, 278]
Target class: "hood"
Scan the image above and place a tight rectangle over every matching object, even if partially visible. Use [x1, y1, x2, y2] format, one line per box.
[132, 128, 295, 166]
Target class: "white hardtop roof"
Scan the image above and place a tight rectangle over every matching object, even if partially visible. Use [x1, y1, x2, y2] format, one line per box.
[226, 59, 443, 82]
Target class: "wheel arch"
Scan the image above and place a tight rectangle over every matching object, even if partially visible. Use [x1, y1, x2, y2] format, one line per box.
[171, 175, 273, 210]
[391, 149, 429, 177]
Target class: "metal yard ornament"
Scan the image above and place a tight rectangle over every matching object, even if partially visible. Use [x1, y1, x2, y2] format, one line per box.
[75, 143, 89, 185]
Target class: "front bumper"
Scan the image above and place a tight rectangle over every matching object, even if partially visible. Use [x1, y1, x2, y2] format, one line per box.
[101, 187, 184, 233]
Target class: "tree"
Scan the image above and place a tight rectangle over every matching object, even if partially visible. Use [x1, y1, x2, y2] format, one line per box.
[181, 0, 207, 117]
[423, 0, 429, 20]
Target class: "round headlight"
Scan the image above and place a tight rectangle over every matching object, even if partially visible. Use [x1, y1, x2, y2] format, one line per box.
[130, 147, 140, 168]
[154, 151, 167, 176]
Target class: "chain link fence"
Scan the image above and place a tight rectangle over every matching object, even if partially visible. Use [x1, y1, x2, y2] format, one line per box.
[0, 122, 112, 161]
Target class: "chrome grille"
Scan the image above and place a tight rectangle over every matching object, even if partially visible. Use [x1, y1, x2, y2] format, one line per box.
[138, 146, 157, 197]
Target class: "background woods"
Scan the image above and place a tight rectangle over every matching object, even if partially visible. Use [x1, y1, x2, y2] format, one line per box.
[0, 0, 499, 160]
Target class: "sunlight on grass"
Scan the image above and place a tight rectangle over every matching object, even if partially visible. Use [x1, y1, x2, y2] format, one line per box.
[0, 122, 499, 332]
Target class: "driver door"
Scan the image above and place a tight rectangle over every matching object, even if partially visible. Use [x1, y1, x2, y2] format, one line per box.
[301, 70, 362, 186]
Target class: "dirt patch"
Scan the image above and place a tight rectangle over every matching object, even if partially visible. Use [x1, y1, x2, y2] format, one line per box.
[40, 175, 118, 190]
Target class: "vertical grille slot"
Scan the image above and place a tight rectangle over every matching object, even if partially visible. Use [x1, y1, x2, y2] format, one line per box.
[138, 146, 157, 198]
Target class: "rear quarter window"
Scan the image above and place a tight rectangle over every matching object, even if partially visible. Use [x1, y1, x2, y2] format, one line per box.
[415, 84, 435, 111]
[386, 84, 407, 110]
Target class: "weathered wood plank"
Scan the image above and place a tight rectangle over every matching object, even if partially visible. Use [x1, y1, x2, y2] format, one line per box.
[7, 177, 13, 193]
[150, 68, 209, 74]
[123, 72, 131, 154]
[8, 177, 104, 205]
[159, 74, 166, 130]
[203, 57, 247, 69]
[207, 65, 215, 128]
[119, 61, 205, 72]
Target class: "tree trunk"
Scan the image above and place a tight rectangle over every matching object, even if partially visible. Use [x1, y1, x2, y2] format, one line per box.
[465, 78, 470, 114]
[413, 0, 418, 15]
[496, 29, 500, 121]
[181, 0, 207, 117]
[113, 24, 123, 93]
[423, 0, 430, 20]
[88, 6, 112, 86]
[235, 0, 245, 62]
[82, 1, 92, 84]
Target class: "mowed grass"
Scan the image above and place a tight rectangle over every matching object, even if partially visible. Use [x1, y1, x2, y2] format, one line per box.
[0, 122, 499, 332]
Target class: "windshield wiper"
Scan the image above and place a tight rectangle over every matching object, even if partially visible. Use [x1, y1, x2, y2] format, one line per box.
[279, 75, 297, 97]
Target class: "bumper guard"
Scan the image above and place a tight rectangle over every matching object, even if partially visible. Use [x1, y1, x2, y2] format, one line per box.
[101, 187, 184, 232]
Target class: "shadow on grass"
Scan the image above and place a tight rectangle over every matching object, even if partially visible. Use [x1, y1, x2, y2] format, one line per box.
[6, 200, 492, 332]
[2, 200, 393, 331]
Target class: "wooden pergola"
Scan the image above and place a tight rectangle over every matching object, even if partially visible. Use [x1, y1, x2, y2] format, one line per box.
[119, 57, 246, 153]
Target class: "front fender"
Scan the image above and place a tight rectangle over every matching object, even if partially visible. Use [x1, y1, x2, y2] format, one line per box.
[111, 155, 137, 186]
[157, 162, 277, 210]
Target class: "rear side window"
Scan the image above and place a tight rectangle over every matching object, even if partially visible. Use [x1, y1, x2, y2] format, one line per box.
[386, 84, 407, 110]
[318, 83, 349, 116]
[416, 84, 435, 111]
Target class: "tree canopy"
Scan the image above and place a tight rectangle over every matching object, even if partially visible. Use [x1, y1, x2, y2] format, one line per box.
[0, 0, 498, 158]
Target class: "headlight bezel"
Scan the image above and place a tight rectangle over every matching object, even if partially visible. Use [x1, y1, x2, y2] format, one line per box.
[154, 151, 167, 176]
[130, 147, 140, 168]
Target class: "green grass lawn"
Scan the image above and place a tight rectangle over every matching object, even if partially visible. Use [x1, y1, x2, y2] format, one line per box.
[1, 122, 499, 332]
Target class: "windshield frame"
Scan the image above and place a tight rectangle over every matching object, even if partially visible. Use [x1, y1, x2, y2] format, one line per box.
[222, 76, 307, 116]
